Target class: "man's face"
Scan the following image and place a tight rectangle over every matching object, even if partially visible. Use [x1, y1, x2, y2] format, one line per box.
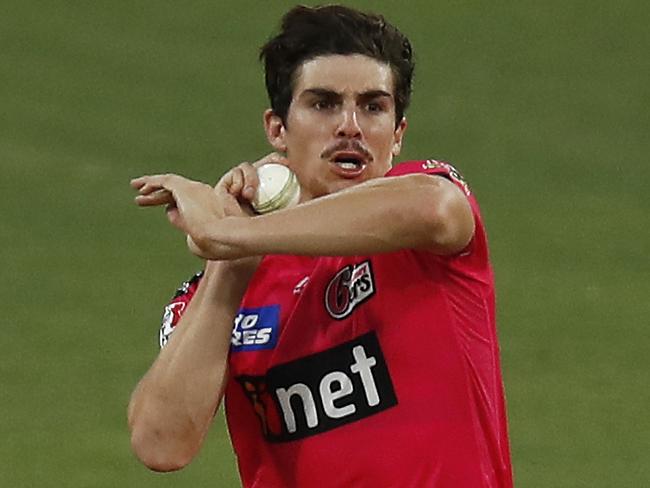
[265, 54, 407, 200]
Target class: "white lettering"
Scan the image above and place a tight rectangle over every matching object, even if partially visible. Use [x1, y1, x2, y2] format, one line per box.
[349, 346, 379, 406]
[319, 371, 355, 419]
[255, 328, 272, 344]
[234, 314, 243, 328]
[231, 330, 242, 346]
[242, 330, 257, 345]
[240, 315, 259, 330]
[276, 384, 318, 433]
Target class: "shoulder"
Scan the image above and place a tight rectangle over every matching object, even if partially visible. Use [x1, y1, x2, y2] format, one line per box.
[389, 159, 492, 260]
[387, 159, 471, 196]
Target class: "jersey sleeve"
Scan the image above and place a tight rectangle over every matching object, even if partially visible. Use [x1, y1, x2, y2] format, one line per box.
[159, 271, 203, 348]
[385, 159, 471, 197]
[386, 159, 486, 261]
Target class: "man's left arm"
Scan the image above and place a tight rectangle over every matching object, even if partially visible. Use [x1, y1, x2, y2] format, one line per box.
[197, 173, 474, 259]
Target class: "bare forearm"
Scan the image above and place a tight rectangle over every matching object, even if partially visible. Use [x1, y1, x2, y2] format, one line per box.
[199, 174, 474, 258]
[128, 260, 257, 471]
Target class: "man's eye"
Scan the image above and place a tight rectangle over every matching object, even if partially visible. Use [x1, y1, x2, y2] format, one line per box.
[314, 100, 334, 110]
[366, 102, 384, 112]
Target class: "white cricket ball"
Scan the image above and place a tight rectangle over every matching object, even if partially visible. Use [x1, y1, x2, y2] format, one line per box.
[252, 163, 301, 214]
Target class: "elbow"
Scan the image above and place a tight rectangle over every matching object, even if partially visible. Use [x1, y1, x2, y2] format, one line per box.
[128, 400, 198, 472]
[411, 175, 475, 254]
[431, 218, 475, 255]
[425, 203, 475, 255]
[129, 422, 197, 472]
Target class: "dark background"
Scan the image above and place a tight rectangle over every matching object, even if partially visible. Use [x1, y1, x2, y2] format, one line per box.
[2, 0, 648, 486]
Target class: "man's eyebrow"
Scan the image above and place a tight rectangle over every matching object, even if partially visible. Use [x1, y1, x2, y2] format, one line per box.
[299, 88, 393, 99]
[358, 90, 393, 99]
[300, 88, 341, 99]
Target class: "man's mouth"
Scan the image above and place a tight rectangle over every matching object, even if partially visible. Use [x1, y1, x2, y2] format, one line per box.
[329, 152, 368, 178]
[321, 142, 372, 179]
[333, 154, 365, 170]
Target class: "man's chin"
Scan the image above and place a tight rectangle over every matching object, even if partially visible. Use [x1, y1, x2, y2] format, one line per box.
[302, 174, 374, 201]
[326, 177, 365, 195]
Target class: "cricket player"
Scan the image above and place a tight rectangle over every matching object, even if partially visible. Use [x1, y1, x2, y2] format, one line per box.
[128, 5, 514, 487]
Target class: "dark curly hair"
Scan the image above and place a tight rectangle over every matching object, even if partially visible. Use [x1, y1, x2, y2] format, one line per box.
[260, 5, 414, 127]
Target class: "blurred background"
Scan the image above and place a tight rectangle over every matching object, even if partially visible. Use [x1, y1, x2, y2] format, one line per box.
[2, 0, 648, 486]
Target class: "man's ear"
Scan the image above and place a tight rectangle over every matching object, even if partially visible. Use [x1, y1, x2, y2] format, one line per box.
[392, 117, 408, 157]
[264, 109, 288, 153]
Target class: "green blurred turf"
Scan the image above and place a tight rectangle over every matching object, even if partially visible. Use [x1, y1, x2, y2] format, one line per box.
[2, 1, 648, 486]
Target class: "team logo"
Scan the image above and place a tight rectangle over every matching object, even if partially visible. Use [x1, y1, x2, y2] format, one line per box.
[159, 271, 204, 348]
[231, 305, 280, 352]
[236, 332, 397, 442]
[238, 376, 285, 439]
[325, 260, 375, 320]
[159, 301, 186, 347]
[422, 159, 442, 170]
[422, 159, 471, 196]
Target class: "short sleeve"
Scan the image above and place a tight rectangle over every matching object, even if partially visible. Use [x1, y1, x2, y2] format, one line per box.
[387, 159, 488, 261]
[386, 159, 472, 197]
[159, 271, 203, 348]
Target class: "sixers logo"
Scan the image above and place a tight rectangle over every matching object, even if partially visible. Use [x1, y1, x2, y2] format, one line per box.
[160, 301, 186, 347]
[325, 260, 375, 320]
[158, 272, 203, 348]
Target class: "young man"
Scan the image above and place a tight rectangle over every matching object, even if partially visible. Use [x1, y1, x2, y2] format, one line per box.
[128, 5, 513, 487]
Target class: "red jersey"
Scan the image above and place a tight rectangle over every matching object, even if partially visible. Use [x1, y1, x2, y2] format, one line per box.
[161, 161, 513, 487]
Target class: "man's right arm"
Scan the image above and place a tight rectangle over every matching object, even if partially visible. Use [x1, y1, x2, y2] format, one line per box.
[127, 258, 259, 472]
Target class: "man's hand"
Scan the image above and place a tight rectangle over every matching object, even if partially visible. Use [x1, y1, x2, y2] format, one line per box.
[131, 153, 288, 259]
[130, 174, 228, 259]
[216, 152, 288, 202]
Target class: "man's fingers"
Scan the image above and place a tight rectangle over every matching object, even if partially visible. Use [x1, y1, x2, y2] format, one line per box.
[131, 174, 181, 193]
[217, 164, 260, 202]
[214, 156, 289, 203]
[131, 175, 165, 191]
[130, 176, 151, 190]
[131, 174, 195, 208]
[216, 167, 242, 194]
[229, 167, 245, 196]
[239, 163, 259, 202]
[137, 182, 164, 196]
[166, 206, 188, 232]
[134, 189, 175, 207]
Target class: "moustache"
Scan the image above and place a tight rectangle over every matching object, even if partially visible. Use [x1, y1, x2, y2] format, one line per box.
[320, 140, 372, 161]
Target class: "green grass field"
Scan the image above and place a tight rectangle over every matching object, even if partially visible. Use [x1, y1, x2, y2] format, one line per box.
[2, 1, 648, 486]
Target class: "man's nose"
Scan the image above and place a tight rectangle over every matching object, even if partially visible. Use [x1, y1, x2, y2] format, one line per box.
[336, 108, 362, 138]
